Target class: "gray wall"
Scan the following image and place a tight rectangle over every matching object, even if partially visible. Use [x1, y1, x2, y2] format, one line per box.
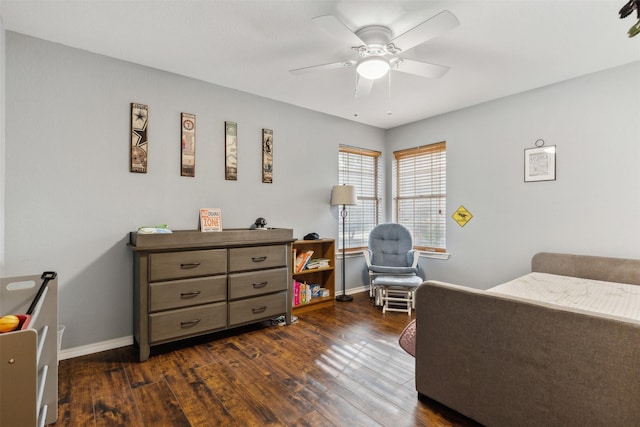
[387, 61, 640, 288]
[4, 30, 639, 352]
[3, 32, 386, 349]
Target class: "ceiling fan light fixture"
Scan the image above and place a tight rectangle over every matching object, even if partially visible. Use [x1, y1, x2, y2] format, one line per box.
[356, 56, 390, 80]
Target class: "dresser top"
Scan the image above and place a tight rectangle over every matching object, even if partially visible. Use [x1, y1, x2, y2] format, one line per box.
[129, 228, 294, 251]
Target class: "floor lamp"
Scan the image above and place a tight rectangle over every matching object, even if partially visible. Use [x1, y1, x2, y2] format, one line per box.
[331, 184, 357, 302]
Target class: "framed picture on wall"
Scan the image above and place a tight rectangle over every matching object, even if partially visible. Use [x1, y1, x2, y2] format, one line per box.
[130, 103, 148, 173]
[225, 121, 238, 180]
[262, 128, 273, 183]
[524, 145, 556, 182]
[181, 113, 196, 177]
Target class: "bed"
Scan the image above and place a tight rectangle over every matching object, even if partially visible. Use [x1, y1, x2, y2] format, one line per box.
[414, 252, 640, 427]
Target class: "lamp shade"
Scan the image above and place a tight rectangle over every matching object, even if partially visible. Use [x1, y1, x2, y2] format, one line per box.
[331, 185, 357, 206]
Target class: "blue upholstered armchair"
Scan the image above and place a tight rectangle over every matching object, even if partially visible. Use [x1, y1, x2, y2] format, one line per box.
[363, 223, 421, 309]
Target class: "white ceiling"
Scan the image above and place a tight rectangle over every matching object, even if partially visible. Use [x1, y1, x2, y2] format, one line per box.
[1, 0, 638, 129]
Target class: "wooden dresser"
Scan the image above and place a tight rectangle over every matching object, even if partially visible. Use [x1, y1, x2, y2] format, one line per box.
[130, 229, 294, 361]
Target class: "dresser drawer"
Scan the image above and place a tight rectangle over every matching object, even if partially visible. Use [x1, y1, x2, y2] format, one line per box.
[228, 268, 288, 300]
[149, 302, 227, 343]
[229, 245, 287, 272]
[228, 291, 287, 326]
[149, 276, 227, 312]
[149, 249, 227, 281]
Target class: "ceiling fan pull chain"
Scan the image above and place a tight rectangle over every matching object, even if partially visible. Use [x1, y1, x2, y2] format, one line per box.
[353, 73, 360, 117]
[387, 72, 393, 116]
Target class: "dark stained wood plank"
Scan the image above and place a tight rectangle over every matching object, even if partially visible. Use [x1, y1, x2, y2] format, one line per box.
[161, 358, 236, 427]
[91, 366, 130, 398]
[289, 409, 335, 427]
[205, 340, 317, 425]
[94, 388, 144, 427]
[254, 338, 409, 427]
[52, 362, 95, 426]
[242, 328, 388, 425]
[52, 291, 480, 427]
[119, 346, 174, 389]
[198, 358, 286, 426]
[131, 381, 190, 427]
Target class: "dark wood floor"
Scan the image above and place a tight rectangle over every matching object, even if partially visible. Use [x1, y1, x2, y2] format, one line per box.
[52, 292, 479, 426]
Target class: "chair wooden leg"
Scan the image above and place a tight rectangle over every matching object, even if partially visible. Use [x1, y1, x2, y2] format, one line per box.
[381, 287, 413, 314]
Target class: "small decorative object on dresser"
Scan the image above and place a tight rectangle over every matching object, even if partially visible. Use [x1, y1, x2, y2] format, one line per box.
[199, 208, 222, 232]
[250, 217, 267, 230]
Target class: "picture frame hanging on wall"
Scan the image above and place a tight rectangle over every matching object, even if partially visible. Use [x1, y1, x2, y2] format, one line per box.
[225, 121, 238, 180]
[524, 144, 556, 182]
[181, 113, 196, 177]
[262, 128, 273, 183]
[130, 103, 148, 173]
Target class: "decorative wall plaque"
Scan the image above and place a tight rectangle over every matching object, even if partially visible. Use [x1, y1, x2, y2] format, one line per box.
[130, 103, 148, 173]
[225, 121, 238, 180]
[262, 128, 273, 183]
[181, 113, 196, 177]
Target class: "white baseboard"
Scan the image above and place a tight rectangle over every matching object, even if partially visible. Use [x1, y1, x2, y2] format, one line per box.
[59, 335, 133, 361]
[58, 289, 369, 360]
[345, 285, 368, 295]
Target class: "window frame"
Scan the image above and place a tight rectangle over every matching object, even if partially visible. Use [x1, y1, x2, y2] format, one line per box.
[338, 145, 382, 253]
[393, 141, 447, 253]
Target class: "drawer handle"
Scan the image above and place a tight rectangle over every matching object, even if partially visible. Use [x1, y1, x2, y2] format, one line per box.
[180, 291, 201, 298]
[180, 319, 201, 328]
[180, 262, 201, 269]
[251, 256, 267, 263]
[252, 306, 267, 314]
[253, 282, 268, 288]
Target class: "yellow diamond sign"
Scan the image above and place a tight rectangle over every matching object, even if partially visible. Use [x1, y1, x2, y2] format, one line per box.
[452, 206, 473, 227]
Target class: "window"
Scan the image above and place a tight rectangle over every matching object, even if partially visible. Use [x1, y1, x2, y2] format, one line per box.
[338, 145, 382, 251]
[393, 142, 446, 252]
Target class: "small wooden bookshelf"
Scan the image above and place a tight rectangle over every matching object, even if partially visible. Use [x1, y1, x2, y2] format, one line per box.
[292, 238, 335, 314]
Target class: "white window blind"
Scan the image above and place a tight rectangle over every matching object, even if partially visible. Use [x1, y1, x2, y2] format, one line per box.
[393, 142, 446, 252]
[338, 146, 382, 251]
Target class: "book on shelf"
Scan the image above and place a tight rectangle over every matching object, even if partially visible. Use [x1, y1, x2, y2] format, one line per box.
[199, 208, 222, 232]
[310, 284, 321, 297]
[300, 282, 307, 304]
[293, 280, 300, 306]
[294, 250, 314, 273]
[305, 258, 330, 270]
[292, 280, 318, 306]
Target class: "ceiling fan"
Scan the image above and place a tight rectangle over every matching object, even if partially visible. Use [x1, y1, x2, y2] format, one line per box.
[289, 10, 460, 98]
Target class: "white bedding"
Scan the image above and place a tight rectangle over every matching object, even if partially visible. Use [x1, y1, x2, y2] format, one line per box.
[487, 272, 640, 322]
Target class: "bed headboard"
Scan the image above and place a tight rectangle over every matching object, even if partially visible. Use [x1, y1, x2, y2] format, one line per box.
[531, 252, 640, 286]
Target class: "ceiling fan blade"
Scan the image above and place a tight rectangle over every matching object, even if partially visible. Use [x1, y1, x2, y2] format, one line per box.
[390, 10, 459, 52]
[312, 15, 365, 46]
[355, 76, 374, 98]
[394, 58, 450, 79]
[289, 60, 355, 75]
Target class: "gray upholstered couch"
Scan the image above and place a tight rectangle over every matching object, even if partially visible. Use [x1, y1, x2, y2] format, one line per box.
[415, 252, 640, 426]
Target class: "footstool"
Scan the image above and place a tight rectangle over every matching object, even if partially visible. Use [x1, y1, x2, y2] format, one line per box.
[372, 275, 423, 314]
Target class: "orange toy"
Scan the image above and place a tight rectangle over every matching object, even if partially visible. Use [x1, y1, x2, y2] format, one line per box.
[0, 315, 20, 333]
